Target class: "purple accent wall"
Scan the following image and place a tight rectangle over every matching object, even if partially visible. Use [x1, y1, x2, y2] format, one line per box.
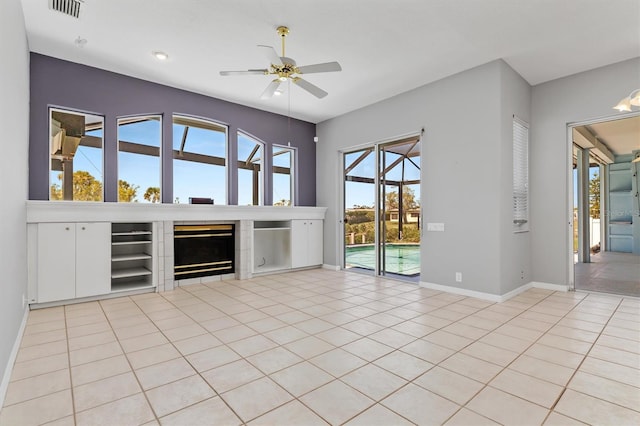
[29, 53, 317, 206]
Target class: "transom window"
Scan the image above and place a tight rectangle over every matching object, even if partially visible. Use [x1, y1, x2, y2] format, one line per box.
[172, 116, 228, 205]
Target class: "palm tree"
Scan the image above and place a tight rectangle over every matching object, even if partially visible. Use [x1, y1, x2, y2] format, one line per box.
[144, 187, 161, 203]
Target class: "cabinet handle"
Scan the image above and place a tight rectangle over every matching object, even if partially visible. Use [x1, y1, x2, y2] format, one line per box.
[81, 227, 86, 230]
[65, 227, 70, 231]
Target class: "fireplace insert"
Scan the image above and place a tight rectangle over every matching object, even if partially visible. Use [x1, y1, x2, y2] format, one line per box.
[174, 224, 235, 280]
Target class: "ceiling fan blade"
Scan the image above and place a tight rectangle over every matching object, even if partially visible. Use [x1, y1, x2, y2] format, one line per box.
[220, 69, 267, 76]
[257, 45, 283, 66]
[292, 77, 328, 99]
[296, 61, 342, 74]
[261, 79, 282, 100]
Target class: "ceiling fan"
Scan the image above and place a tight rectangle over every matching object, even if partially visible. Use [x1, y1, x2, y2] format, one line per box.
[219, 26, 342, 100]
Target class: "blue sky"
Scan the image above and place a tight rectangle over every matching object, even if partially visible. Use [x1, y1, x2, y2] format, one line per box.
[344, 149, 421, 209]
[59, 118, 290, 205]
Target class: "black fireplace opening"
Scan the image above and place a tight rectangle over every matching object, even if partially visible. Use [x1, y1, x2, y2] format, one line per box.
[174, 224, 235, 280]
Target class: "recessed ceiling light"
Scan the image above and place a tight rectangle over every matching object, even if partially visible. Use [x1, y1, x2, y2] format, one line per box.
[152, 51, 169, 61]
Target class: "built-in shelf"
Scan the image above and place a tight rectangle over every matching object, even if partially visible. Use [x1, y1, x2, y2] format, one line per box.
[112, 231, 153, 236]
[254, 227, 291, 231]
[111, 223, 154, 290]
[112, 253, 153, 262]
[111, 267, 153, 279]
[110, 281, 155, 293]
[112, 240, 152, 246]
[608, 161, 636, 254]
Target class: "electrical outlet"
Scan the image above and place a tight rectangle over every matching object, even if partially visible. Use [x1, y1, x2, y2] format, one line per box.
[455, 272, 462, 282]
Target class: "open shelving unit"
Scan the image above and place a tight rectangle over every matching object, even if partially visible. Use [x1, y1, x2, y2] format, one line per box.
[253, 220, 291, 274]
[111, 223, 155, 292]
[608, 162, 634, 253]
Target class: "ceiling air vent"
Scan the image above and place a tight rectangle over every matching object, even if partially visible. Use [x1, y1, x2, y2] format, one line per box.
[48, 0, 82, 19]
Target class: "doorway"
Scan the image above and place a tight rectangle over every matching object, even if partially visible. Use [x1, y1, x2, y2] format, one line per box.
[343, 135, 421, 281]
[570, 114, 640, 297]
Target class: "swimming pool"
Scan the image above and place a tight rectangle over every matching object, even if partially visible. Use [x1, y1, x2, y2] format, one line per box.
[345, 244, 420, 276]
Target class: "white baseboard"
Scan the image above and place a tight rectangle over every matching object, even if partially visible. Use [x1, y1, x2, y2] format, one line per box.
[531, 281, 569, 292]
[419, 281, 568, 303]
[322, 264, 340, 271]
[0, 307, 29, 408]
[420, 281, 506, 303]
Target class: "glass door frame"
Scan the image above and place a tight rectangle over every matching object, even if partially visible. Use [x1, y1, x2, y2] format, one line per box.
[341, 131, 422, 279]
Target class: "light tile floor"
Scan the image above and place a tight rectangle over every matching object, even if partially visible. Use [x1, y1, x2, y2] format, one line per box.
[1, 269, 639, 425]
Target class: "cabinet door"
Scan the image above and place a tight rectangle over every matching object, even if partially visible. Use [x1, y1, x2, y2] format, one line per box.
[290, 220, 309, 269]
[76, 222, 111, 298]
[307, 220, 324, 266]
[37, 223, 75, 303]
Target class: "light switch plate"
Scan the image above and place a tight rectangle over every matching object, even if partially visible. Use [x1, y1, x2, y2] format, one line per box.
[427, 223, 445, 232]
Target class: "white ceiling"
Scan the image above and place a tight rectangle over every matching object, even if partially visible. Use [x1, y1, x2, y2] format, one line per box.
[588, 115, 640, 156]
[21, 0, 640, 123]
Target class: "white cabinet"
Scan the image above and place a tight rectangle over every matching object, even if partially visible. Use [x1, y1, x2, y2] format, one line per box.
[36, 222, 110, 303]
[291, 219, 323, 268]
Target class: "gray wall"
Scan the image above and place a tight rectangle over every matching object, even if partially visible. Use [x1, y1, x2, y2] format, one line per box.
[498, 61, 532, 294]
[0, 0, 29, 400]
[530, 58, 640, 286]
[317, 60, 531, 296]
[29, 54, 317, 206]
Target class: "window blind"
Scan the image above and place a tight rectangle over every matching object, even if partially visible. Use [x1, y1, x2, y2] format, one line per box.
[513, 116, 529, 232]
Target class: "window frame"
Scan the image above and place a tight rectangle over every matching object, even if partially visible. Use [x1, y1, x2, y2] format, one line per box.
[513, 116, 530, 233]
[48, 106, 105, 202]
[171, 114, 229, 205]
[271, 144, 296, 206]
[237, 131, 265, 206]
[116, 114, 163, 203]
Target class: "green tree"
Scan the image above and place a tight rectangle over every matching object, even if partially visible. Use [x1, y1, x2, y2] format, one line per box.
[118, 179, 139, 202]
[144, 187, 161, 203]
[589, 173, 600, 219]
[50, 170, 102, 201]
[385, 187, 419, 222]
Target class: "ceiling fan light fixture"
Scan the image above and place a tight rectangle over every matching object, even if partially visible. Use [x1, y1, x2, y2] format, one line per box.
[613, 89, 640, 111]
[614, 97, 632, 112]
[219, 25, 341, 100]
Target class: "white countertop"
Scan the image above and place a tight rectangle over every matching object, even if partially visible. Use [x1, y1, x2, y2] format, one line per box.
[26, 201, 327, 223]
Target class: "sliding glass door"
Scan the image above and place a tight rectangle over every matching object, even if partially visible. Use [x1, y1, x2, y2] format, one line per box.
[343, 136, 421, 280]
[344, 148, 376, 273]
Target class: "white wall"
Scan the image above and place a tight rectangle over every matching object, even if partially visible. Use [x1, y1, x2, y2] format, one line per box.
[530, 58, 640, 286]
[318, 60, 531, 296]
[0, 0, 29, 403]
